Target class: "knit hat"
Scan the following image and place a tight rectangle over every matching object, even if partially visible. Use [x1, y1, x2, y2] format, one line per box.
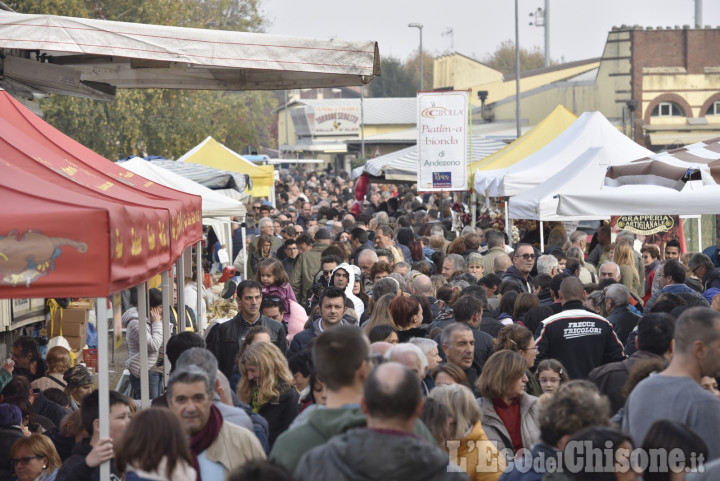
[63, 365, 94, 389]
[0, 404, 21, 427]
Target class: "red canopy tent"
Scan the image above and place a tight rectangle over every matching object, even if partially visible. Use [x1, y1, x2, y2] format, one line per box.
[0, 90, 202, 298]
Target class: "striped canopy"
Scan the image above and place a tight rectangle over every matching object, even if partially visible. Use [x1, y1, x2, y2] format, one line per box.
[352, 136, 507, 183]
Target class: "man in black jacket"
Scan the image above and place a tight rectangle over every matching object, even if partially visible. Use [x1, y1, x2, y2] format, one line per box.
[502, 243, 534, 293]
[604, 284, 641, 345]
[589, 312, 674, 413]
[535, 277, 626, 379]
[206, 280, 287, 378]
[55, 390, 130, 481]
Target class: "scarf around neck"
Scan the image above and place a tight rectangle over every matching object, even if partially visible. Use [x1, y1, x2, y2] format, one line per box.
[189, 403, 222, 481]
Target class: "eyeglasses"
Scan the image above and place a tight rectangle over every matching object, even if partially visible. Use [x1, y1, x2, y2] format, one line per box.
[516, 253, 536, 260]
[11, 456, 42, 466]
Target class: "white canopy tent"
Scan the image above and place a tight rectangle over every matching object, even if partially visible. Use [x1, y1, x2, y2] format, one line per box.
[508, 132, 653, 222]
[351, 136, 507, 183]
[119, 157, 246, 218]
[119, 157, 247, 255]
[557, 183, 720, 216]
[474, 112, 653, 198]
[0, 11, 380, 100]
[557, 137, 720, 217]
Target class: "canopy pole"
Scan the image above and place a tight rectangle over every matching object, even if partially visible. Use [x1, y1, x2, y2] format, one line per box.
[540, 221, 545, 253]
[161, 270, 171, 385]
[471, 190, 477, 232]
[196, 241, 205, 334]
[242, 223, 248, 280]
[698, 218, 703, 252]
[505, 197, 512, 249]
[138, 282, 150, 409]
[95, 296, 110, 480]
[177, 252, 186, 328]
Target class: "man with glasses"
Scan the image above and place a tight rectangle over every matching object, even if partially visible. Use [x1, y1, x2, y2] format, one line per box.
[11, 337, 45, 383]
[502, 243, 535, 293]
[281, 239, 300, 276]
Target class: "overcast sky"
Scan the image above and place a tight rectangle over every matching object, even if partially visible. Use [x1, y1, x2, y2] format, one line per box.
[261, 0, 720, 64]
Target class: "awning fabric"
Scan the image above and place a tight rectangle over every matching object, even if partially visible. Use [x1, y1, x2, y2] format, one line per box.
[0, 89, 202, 298]
[179, 137, 275, 197]
[352, 136, 507, 184]
[149, 160, 250, 192]
[119, 157, 247, 218]
[470, 105, 577, 173]
[0, 11, 379, 95]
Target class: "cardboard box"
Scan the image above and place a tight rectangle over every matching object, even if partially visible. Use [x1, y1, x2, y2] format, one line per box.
[64, 332, 87, 351]
[50, 308, 88, 338]
[69, 299, 95, 310]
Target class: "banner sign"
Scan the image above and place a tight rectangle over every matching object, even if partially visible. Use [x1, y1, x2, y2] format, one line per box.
[611, 215, 687, 254]
[306, 105, 360, 136]
[615, 215, 675, 235]
[417, 91, 469, 192]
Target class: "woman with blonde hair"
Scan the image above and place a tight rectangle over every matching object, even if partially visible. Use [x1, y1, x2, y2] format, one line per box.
[429, 384, 505, 480]
[614, 242, 642, 300]
[10, 434, 62, 481]
[362, 293, 399, 335]
[565, 246, 596, 284]
[238, 342, 298, 447]
[31, 347, 71, 392]
[476, 351, 540, 462]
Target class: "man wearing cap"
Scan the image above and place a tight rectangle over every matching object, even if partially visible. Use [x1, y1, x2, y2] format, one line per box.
[291, 228, 332, 306]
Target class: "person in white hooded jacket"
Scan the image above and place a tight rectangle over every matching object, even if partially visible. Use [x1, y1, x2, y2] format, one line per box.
[328, 263, 364, 319]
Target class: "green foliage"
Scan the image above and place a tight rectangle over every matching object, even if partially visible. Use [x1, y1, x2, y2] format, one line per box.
[369, 50, 434, 98]
[484, 40, 551, 77]
[13, 0, 276, 158]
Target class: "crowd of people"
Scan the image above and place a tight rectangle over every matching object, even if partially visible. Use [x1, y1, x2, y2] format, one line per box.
[2, 166, 720, 480]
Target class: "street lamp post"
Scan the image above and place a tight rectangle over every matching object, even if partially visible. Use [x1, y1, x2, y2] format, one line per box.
[408, 23, 424, 91]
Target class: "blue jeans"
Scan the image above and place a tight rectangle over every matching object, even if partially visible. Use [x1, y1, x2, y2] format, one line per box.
[129, 371, 162, 400]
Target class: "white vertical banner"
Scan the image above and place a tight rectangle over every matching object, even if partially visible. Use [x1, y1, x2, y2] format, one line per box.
[417, 90, 469, 192]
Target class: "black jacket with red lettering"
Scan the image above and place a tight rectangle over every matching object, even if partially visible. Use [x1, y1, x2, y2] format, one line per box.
[534, 300, 626, 380]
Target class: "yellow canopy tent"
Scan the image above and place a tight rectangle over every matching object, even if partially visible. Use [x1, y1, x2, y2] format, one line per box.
[471, 105, 577, 175]
[178, 136, 276, 198]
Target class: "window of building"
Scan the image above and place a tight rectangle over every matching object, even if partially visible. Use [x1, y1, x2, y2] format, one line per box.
[651, 102, 684, 117]
[705, 101, 720, 116]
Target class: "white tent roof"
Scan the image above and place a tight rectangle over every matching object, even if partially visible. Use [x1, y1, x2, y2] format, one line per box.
[557, 183, 720, 216]
[0, 11, 379, 99]
[509, 147, 610, 221]
[474, 112, 652, 197]
[557, 137, 720, 217]
[352, 136, 507, 183]
[118, 157, 246, 218]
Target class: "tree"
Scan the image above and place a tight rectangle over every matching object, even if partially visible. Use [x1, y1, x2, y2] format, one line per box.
[369, 56, 417, 98]
[13, 0, 277, 158]
[368, 51, 434, 98]
[484, 40, 550, 77]
[405, 49, 435, 91]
